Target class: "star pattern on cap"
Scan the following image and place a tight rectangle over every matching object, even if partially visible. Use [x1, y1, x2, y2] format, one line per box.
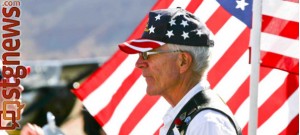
[166, 30, 174, 38]
[149, 25, 155, 34]
[180, 20, 189, 27]
[196, 30, 203, 37]
[169, 19, 176, 26]
[141, 12, 213, 47]
[181, 31, 189, 40]
[155, 14, 162, 21]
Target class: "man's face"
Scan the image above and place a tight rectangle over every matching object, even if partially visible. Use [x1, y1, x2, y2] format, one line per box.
[135, 45, 181, 96]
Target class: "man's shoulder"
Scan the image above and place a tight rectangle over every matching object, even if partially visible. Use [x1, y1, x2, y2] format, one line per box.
[187, 109, 237, 134]
[192, 109, 234, 124]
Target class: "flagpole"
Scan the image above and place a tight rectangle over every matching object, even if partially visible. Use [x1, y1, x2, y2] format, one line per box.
[249, 0, 262, 134]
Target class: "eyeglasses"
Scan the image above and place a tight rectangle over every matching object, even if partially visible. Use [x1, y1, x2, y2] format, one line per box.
[139, 50, 182, 60]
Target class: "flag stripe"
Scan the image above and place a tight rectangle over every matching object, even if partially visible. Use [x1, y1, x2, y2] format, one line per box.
[284, 0, 299, 3]
[83, 55, 138, 115]
[119, 95, 160, 134]
[261, 51, 299, 74]
[168, 0, 191, 9]
[72, 51, 127, 100]
[185, 0, 204, 13]
[227, 67, 272, 114]
[242, 123, 249, 135]
[96, 68, 141, 125]
[239, 74, 298, 134]
[130, 98, 169, 135]
[227, 77, 249, 114]
[263, 0, 299, 22]
[208, 28, 250, 88]
[262, 15, 299, 39]
[194, 0, 220, 23]
[214, 51, 250, 103]
[258, 73, 299, 127]
[100, 77, 146, 134]
[234, 97, 250, 132]
[279, 115, 299, 135]
[206, 6, 231, 34]
[261, 33, 298, 59]
[260, 0, 299, 73]
[208, 16, 247, 71]
[257, 90, 299, 134]
[154, 124, 163, 135]
[258, 69, 289, 107]
[234, 70, 299, 134]
[228, 67, 266, 127]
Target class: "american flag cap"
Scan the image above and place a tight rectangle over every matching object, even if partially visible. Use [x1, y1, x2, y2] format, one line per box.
[119, 7, 214, 54]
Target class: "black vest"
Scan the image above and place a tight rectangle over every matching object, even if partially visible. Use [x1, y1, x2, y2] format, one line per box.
[166, 90, 242, 135]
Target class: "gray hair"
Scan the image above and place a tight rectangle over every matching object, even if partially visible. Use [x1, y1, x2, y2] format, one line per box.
[167, 44, 211, 77]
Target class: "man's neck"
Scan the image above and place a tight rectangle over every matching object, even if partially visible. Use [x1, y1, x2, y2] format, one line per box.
[163, 74, 200, 107]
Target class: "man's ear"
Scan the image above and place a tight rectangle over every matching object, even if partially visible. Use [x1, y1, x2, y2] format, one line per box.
[178, 52, 193, 74]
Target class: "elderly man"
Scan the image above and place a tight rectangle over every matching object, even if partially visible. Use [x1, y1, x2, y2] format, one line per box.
[119, 8, 241, 135]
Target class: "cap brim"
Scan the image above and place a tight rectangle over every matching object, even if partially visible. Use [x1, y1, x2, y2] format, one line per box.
[118, 39, 165, 54]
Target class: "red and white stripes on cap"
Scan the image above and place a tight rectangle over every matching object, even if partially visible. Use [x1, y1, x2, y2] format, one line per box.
[118, 39, 165, 54]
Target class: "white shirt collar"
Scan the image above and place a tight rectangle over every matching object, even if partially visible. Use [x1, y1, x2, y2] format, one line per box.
[161, 81, 210, 134]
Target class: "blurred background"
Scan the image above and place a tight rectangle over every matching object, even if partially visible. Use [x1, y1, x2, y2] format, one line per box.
[19, 0, 156, 60]
[1, 0, 156, 134]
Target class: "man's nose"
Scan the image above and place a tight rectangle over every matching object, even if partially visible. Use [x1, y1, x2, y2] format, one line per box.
[135, 55, 148, 69]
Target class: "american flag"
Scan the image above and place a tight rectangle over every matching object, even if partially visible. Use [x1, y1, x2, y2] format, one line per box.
[72, 0, 299, 134]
